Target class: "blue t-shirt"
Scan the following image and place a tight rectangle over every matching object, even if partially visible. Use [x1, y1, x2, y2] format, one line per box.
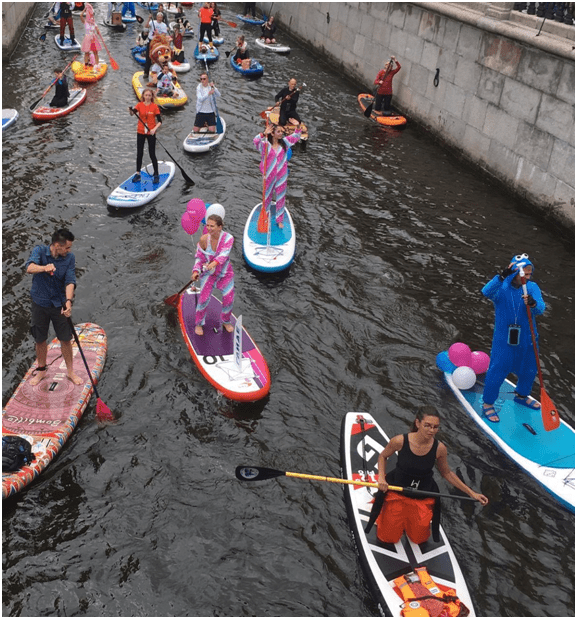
[25, 245, 76, 307]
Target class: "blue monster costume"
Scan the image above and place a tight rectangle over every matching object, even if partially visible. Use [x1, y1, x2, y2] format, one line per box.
[482, 254, 545, 407]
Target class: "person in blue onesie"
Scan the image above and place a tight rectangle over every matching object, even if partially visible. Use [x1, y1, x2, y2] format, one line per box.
[481, 253, 545, 422]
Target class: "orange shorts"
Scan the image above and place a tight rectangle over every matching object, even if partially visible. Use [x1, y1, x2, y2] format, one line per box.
[376, 491, 435, 544]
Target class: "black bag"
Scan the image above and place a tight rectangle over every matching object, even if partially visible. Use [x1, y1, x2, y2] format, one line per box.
[2, 436, 36, 472]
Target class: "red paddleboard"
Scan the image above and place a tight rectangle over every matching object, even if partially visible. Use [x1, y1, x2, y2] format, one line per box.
[32, 88, 87, 121]
[2, 323, 107, 499]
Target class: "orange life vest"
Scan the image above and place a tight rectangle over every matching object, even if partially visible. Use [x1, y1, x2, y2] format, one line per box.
[393, 567, 470, 617]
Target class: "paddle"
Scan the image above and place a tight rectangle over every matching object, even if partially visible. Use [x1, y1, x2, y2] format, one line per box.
[203, 58, 223, 134]
[29, 56, 78, 111]
[224, 20, 237, 27]
[95, 25, 119, 70]
[164, 280, 193, 307]
[364, 58, 393, 117]
[519, 267, 561, 431]
[131, 108, 195, 185]
[260, 83, 306, 120]
[257, 122, 270, 234]
[67, 318, 114, 423]
[235, 466, 479, 501]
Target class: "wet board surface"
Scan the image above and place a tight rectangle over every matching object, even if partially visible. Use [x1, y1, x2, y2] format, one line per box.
[71, 61, 108, 83]
[107, 161, 176, 208]
[357, 93, 407, 127]
[32, 88, 87, 121]
[254, 38, 290, 53]
[54, 35, 81, 50]
[183, 118, 226, 152]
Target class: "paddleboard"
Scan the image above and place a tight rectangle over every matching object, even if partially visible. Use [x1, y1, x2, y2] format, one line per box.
[183, 117, 226, 153]
[107, 161, 176, 208]
[131, 45, 147, 64]
[341, 412, 476, 617]
[236, 14, 266, 25]
[54, 34, 81, 51]
[132, 71, 188, 108]
[169, 59, 191, 73]
[32, 88, 87, 121]
[2, 323, 107, 500]
[437, 352, 575, 513]
[229, 55, 263, 77]
[2, 109, 19, 131]
[122, 14, 138, 23]
[178, 287, 271, 402]
[71, 60, 108, 83]
[265, 110, 308, 142]
[254, 37, 290, 54]
[102, 18, 127, 32]
[137, 2, 159, 10]
[358, 93, 407, 127]
[243, 202, 296, 273]
[203, 35, 224, 46]
[194, 43, 219, 63]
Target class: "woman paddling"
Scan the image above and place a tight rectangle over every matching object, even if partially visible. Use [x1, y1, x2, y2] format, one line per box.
[79, 3, 101, 67]
[128, 88, 162, 184]
[191, 214, 235, 337]
[376, 406, 488, 545]
[253, 123, 301, 229]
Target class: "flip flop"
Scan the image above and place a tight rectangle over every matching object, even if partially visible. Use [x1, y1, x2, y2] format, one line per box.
[514, 396, 541, 410]
[482, 406, 500, 423]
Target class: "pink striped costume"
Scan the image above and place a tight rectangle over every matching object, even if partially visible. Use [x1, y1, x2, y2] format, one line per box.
[193, 231, 235, 326]
[253, 129, 301, 225]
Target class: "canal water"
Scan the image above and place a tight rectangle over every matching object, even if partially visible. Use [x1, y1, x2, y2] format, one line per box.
[2, 4, 574, 617]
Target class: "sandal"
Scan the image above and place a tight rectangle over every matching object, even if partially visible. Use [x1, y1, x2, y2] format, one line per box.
[514, 395, 541, 410]
[482, 405, 500, 423]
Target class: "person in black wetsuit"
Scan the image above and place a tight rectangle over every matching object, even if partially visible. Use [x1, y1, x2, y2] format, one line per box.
[49, 68, 70, 107]
[261, 15, 276, 43]
[274, 78, 300, 127]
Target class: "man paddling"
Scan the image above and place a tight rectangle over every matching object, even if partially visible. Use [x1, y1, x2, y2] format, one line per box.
[25, 229, 82, 386]
[481, 254, 546, 422]
[274, 78, 301, 127]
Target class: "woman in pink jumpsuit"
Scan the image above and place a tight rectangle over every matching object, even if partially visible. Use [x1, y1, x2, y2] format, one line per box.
[253, 124, 301, 229]
[191, 215, 235, 336]
[80, 3, 102, 67]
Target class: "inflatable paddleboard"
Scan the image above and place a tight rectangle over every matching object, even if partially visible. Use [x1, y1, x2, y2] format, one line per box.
[183, 117, 226, 153]
[2, 109, 19, 131]
[2, 323, 107, 499]
[132, 71, 188, 108]
[131, 45, 146, 64]
[71, 60, 108, 83]
[122, 14, 138, 23]
[254, 37, 290, 54]
[169, 59, 191, 73]
[341, 412, 476, 617]
[243, 202, 296, 273]
[194, 43, 219, 63]
[203, 35, 224, 46]
[237, 14, 265, 25]
[229, 55, 263, 77]
[357, 93, 407, 127]
[54, 34, 81, 50]
[265, 110, 308, 142]
[178, 287, 271, 402]
[437, 353, 575, 513]
[107, 161, 176, 208]
[32, 88, 87, 121]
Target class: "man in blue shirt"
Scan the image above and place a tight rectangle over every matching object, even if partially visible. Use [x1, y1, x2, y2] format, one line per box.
[25, 229, 82, 386]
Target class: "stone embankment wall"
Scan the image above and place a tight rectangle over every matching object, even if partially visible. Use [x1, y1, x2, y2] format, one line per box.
[2, 2, 36, 59]
[264, 2, 575, 228]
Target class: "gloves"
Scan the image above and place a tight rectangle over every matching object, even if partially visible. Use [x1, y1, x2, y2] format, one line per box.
[499, 265, 516, 281]
[526, 294, 537, 308]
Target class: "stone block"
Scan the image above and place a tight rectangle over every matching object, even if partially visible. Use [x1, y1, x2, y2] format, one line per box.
[443, 82, 467, 119]
[454, 57, 482, 93]
[549, 138, 575, 188]
[463, 94, 488, 132]
[551, 179, 575, 224]
[418, 11, 442, 42]
[556, 62, 575, 106]
[389, 4, 407, 29]
[476, 67, 505, 105]
[425, 68, 447, 103]
[372, 20, 392, 52]
[514, 121, 554, 170]
[463, 125, 491, 163]
[456, 24, 482, 61]
[410, 63, 430, 97]
[360, 12, 375, 43]
[402, 32, 424, 64]
[441, 16, 461, 52]
[436, 49, 458, 86]
[328, 20, 343, 45]
[488, 140, 521, 182]
[389, 26, 406, 56]
[337, 2, 350, 26]
[353, 33, 366, 58]
[535, 94, 575, 143]
[404, 4, 422, 35]
[500, 77, 541, 124]
[483, 105, 520, 146]
[438, 109, 467, 147]
[480, 34, 522, 77]
[347, 7, 361, 32]
[516, 48, 563, 92]
[421, 41, 441, 72]
[513, 158, 557, 201]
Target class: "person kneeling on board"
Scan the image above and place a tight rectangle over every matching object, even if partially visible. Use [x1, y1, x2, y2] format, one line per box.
[373, 56, 401, 116]
[375, 407, 488, 544]
[191, 214, 235, 337]
[49, 68, 70, 107]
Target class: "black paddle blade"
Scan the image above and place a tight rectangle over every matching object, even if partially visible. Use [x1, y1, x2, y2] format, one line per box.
[364, 490, 385, 534]
[235, 466, 285, 482]
[364, 102, 374, 117]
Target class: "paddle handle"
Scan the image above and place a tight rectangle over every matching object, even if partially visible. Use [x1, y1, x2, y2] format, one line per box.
[519, 267, 545, 387]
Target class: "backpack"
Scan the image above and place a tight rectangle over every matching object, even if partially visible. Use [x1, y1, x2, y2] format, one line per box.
[2, 436, 36, 472]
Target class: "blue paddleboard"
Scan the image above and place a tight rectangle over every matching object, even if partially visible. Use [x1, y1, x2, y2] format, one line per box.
[107, 161, 176, 208]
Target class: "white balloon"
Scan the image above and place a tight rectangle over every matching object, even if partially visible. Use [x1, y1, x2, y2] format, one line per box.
[205, 203, 225, 221]
[452, 366, 476, 390]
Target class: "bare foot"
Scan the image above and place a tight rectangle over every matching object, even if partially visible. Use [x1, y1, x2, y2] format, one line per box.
[67, 372, 84, 386]
[278, 222, 284, 229]
[195, 325, 204, 336]
[30, 370, 47, 386]
[223, 323, 234, 333]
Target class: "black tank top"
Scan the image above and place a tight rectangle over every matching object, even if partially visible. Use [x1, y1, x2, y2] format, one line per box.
[387, 433, 438, 491]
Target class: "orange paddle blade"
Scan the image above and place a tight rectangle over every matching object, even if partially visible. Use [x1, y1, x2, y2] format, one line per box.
[110, 57, 119, 71]
[257, 204, 269, 233]
[164, 293, 179, 307]
[96, 398, 115, 423]
[540, 388, 560, 431]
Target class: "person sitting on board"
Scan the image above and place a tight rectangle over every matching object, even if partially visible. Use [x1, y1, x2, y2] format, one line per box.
[274, 78, 301, 127]
[210, 2, 221, 37]
[171, 24, 185, 63]
[174, 6, 191, 31]
[55, 2, 77, 46]
[198, 2, 214, 50]
[233, 35, 249, 64]
[156, 64, 176, 98]
[373, 56, 401, 116]
[128, 87, 162, 184]
[49, 68, 70, 107]
[143, 12, 169, 79]
[136, 28, 149, 47]
[122, 2, 136, 18]
[193, 73, 220, 133]
[261, 15, 277, 43]
[80, 3, 101, 68]
[25, 228, 83, 387]
[480, 254, 546, 423]
[191, 214, 235, 337]
[244, 2, 256, 18]
[375, 407, 488, 545]
[253, 123, 302, 230]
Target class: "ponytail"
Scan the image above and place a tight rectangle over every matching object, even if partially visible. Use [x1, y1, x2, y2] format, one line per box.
[410, 406, 440, 432]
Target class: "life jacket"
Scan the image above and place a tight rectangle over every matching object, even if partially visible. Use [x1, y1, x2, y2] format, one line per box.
[394, 567, 470, 617]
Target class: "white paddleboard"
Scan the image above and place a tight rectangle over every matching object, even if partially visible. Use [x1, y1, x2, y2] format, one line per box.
[54, 35, 81, 51]
[107, 161, 176, 208]
[183, 118, 226, 153]
[254, 37, 290, 53]
[2, 109, 19, 131]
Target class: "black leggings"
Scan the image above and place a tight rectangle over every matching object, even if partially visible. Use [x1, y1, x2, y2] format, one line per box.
[136, 133, 158, 175]
[375, 94, 392, 112]
[199, 23, 212, 41]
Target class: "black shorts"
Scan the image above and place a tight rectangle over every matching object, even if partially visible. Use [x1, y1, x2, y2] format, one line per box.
[194, 111, 216, 128]
[30, 301, 72, 343]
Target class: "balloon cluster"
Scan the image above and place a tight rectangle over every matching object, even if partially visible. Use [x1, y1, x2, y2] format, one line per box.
[436, 343, 490, 391]
[181, 199, 226, 235]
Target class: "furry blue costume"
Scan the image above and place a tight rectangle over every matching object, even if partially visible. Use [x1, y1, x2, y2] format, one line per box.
[482, 255, 545, 405]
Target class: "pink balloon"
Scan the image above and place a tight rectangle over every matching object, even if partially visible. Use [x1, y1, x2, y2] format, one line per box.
[181, 211, 199, 235]
[187, 198, 206, 214]
[470, 350, 490, 374]
[448, 342, 472, 367]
